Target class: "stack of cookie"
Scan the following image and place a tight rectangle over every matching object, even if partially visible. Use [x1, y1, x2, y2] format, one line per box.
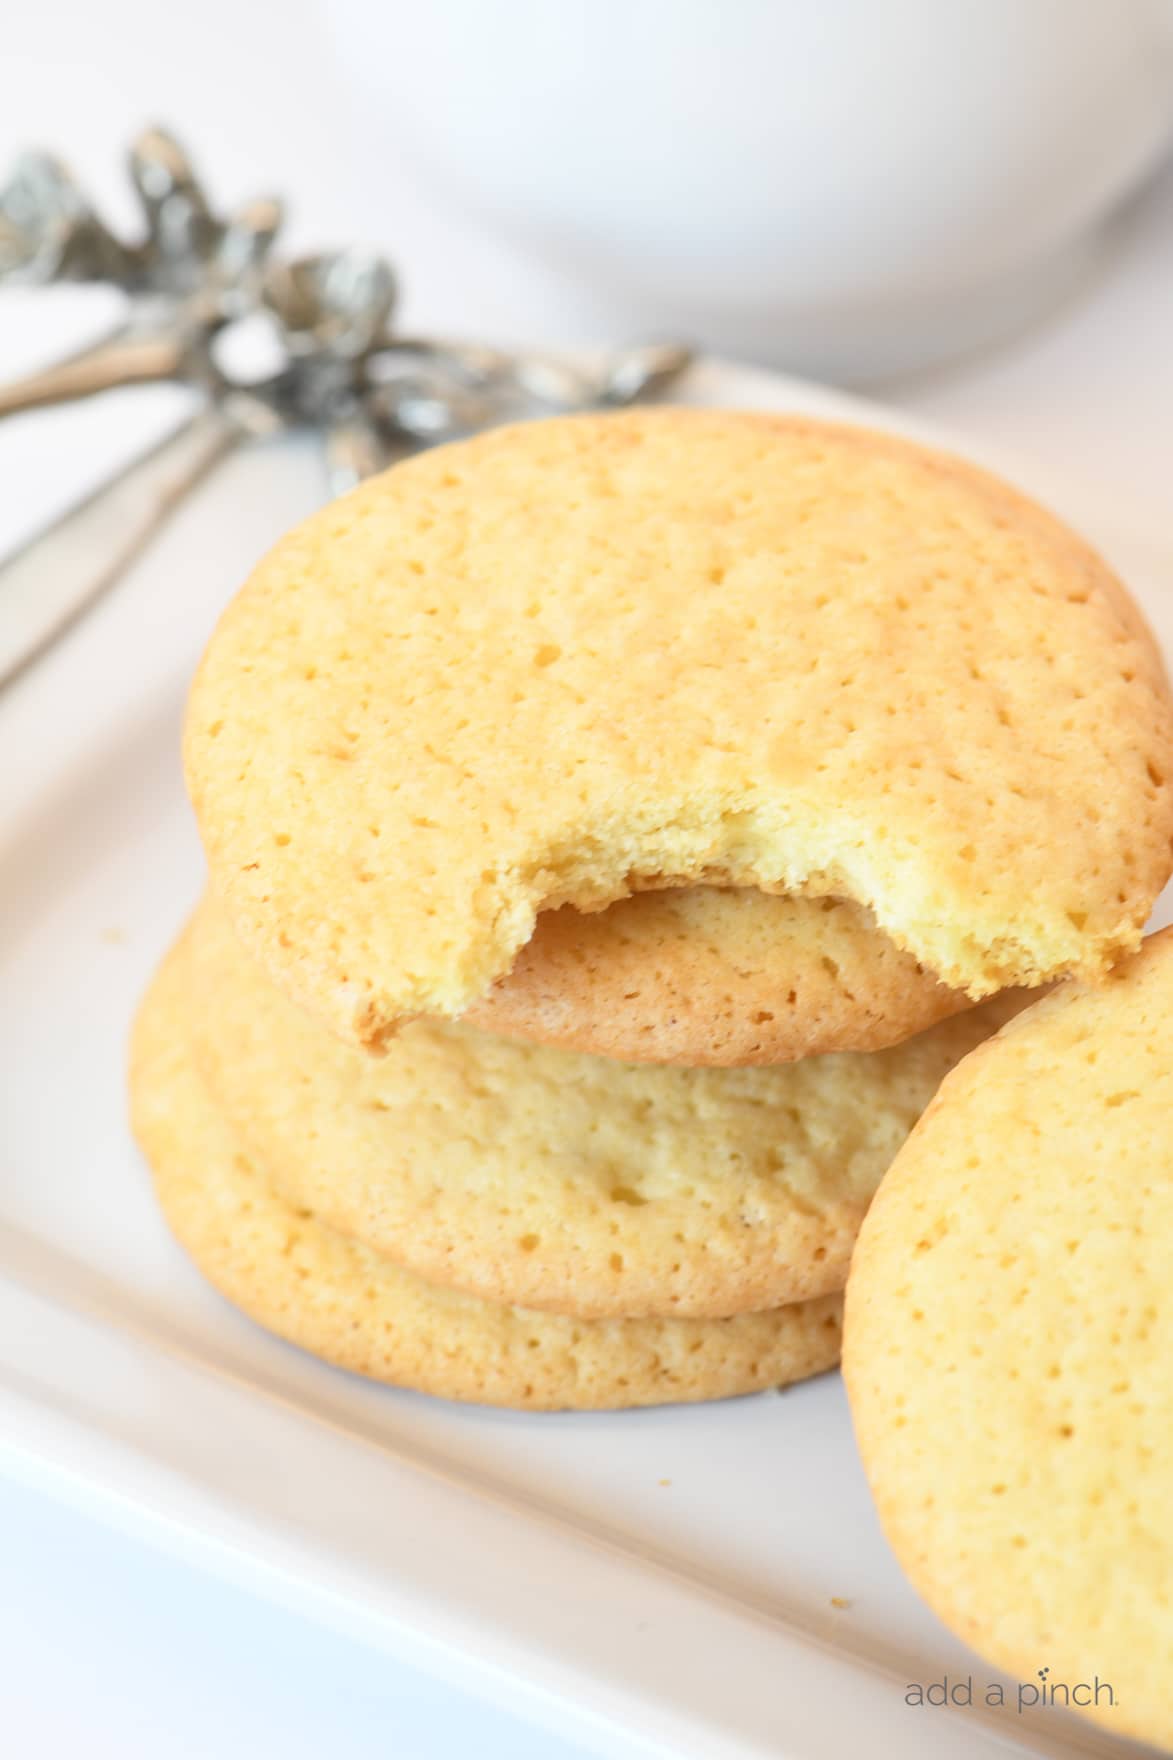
[131, 410, 1173, 1412]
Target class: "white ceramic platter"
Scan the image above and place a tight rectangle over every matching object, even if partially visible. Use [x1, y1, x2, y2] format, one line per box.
[1, 359, 1168, 1760]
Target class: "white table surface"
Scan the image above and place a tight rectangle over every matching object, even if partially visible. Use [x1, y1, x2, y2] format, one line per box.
[2, 4, 1172, 1755]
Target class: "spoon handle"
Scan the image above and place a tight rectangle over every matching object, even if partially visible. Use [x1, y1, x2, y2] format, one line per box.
[0, 331, 192, 418]
[0, 402, 238, 684]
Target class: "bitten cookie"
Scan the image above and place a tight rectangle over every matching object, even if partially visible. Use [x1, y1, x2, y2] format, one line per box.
[466, 889, 970, 1064]
[129, 962, 843, 1412]
[180, 898, 1020, 1320]
[844, 931, 1173, 1751]
[185, 409, 1173, 1048]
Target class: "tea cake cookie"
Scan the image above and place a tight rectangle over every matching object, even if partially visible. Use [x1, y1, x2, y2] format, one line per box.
[844, 930, 1173, 1750]
[130, 968, 843, 1412]
[182, 898, 1022, 1319]
[185, 409, 1173, 1048]
[467, 888, 970, 1064]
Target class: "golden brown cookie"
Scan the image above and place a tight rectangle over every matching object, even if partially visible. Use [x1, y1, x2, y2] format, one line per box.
[466, 889, 970, 1064]
[129, 958, 843, 1412]
[185, 409, 1173, 1048]
[180, 898, 1022, 1319]
[844, 930, 1173, 1750]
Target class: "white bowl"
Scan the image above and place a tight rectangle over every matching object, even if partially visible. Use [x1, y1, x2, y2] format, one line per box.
[322, 0, 1173, 381]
